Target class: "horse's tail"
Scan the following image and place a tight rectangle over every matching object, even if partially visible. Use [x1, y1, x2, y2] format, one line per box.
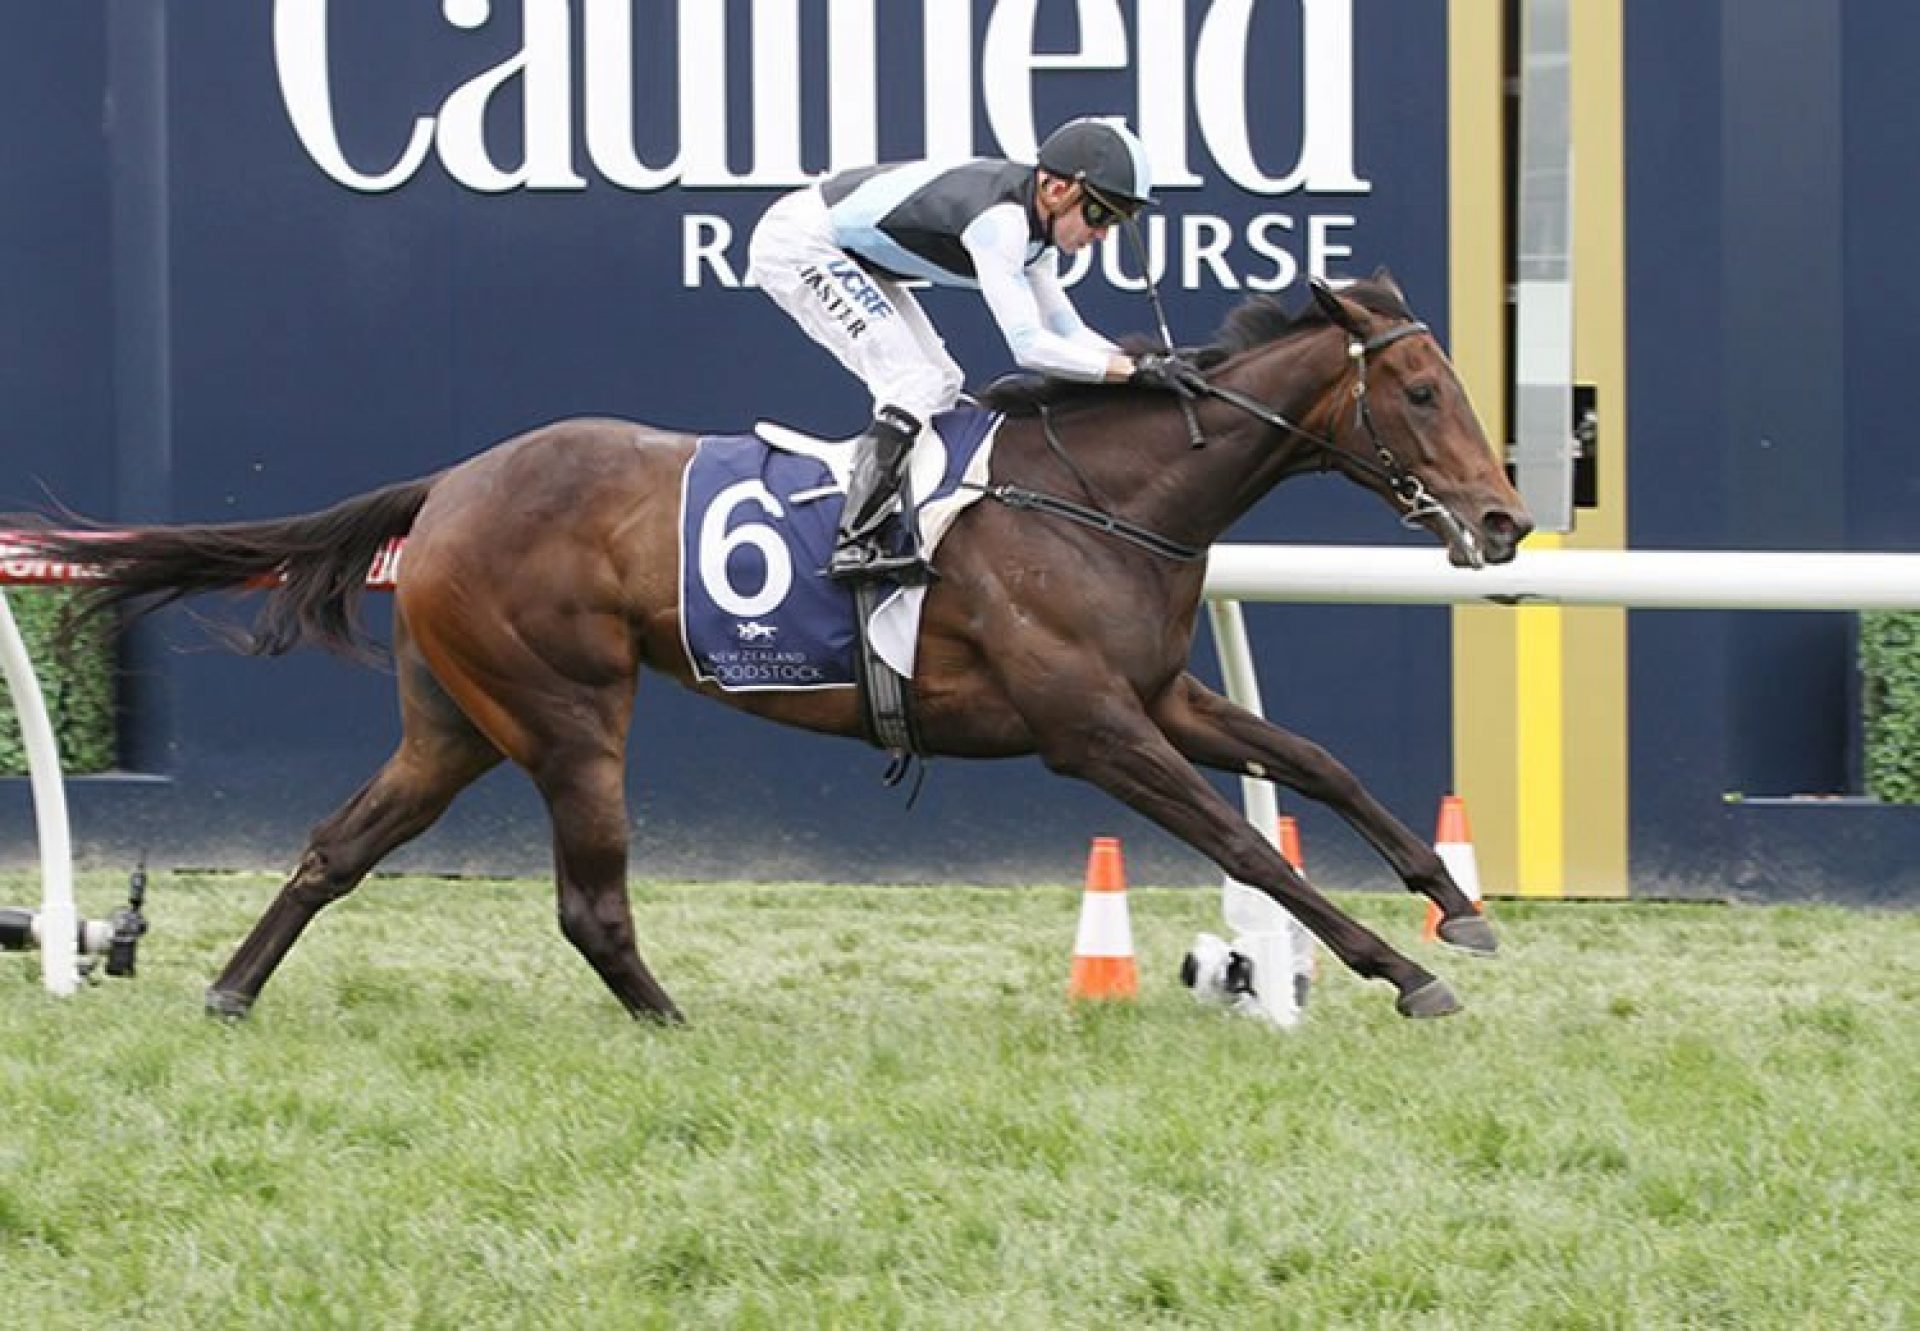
[15, 473, 441, 659]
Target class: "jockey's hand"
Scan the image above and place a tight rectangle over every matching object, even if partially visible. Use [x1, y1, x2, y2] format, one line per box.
[1129, 352, 1208, 399]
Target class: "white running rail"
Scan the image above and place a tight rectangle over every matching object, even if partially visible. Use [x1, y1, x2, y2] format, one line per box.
[1204, 544, 1920, 610]
[0, 590, 77, 995]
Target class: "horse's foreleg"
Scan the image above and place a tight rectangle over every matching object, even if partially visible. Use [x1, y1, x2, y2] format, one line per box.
[1152, 674, 1496, 955]
[1029, 691, 1455, 1016]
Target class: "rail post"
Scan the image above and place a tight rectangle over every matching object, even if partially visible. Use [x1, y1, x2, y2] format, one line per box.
[0, 589, 78, 995]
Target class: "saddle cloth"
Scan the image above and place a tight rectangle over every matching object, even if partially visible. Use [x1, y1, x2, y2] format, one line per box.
[678, 406, 1001, 691]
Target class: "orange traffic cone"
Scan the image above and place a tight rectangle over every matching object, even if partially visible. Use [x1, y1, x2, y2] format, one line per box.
[1278, 815, 1305, 874]
[1069, 837, 1138, 1000]
[1276, 814, 1320, 989]
[1423, 794, 1485, 940]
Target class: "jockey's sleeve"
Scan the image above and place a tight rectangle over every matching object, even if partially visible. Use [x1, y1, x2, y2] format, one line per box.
[961, 205, 1114, 381]
[1028, 254, 1121, 354]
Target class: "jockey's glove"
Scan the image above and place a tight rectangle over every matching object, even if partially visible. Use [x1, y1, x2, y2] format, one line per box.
[1130, 352, 1209, 399]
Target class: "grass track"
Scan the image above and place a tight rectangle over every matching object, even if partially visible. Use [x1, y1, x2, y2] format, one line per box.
[3, 871, 1916, 1329]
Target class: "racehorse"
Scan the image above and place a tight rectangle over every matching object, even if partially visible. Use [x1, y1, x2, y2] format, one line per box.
[22, 272, 1531, 1022]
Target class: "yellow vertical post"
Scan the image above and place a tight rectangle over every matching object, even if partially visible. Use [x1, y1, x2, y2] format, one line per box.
[1449, 0, 1522, 893]
[1449, 0, 1630, 897]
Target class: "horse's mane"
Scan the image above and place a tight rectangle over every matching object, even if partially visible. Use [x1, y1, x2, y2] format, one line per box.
[976, 275, 1413, 418]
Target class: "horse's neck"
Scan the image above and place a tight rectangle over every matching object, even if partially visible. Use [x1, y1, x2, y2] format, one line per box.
[992, 335, 1343, 552]
[1131, 337, 1346, 545]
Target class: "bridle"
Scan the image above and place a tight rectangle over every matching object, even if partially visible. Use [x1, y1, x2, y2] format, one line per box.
[974, 317, 1484, 567]
[1197, 319, 1480, 564]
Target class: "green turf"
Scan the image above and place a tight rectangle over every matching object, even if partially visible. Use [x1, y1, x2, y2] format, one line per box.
[2, 871, 1915, 1329]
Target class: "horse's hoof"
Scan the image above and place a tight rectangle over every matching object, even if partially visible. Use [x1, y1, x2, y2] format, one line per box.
[1438, 913, 1499, 957]
[204, 988, 254, 1020]
[1396, 977, 1462, 1019]
[631, 1002, 687, 1026]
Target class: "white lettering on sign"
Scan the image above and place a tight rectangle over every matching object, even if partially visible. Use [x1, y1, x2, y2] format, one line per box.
[274, 0, 1370, 198]
[681, 212, 1359, 294]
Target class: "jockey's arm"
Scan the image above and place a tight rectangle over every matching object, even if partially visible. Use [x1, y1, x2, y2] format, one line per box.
[962, 207, 1135, 384]
[1026, 255, 1118, 353]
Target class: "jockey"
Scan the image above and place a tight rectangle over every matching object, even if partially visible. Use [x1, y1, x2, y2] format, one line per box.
[747, 116, 1207, 585]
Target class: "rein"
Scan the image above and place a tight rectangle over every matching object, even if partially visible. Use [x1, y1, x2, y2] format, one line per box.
[961, 401, 1207, 562]
[971, 317, 1476, 565]
[967, 479, 1208, 564]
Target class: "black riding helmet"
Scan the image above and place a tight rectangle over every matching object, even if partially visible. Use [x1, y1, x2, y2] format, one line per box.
[1036, 118, 1154, 219]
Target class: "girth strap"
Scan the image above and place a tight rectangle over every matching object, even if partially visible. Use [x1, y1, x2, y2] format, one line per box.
[852, 581, 925, 760]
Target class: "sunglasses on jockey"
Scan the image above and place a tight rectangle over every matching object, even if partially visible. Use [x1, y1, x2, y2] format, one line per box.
[1078, 180, 1144, 231]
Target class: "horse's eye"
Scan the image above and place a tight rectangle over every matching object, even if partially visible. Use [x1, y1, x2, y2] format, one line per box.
[1407, 383, 1437, 408]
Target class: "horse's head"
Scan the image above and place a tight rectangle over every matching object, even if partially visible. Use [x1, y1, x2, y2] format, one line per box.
[1294, 272, 1531, 566]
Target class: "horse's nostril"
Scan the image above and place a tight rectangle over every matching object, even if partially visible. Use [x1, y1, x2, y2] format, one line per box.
[1483, 510, 1529, 544]
[1478, 509, 1531, 563]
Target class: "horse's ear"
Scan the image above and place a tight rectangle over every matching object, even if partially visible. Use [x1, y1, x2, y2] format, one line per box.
[1309, 276, 1364, 337]
[1368, 266, 1407, 303]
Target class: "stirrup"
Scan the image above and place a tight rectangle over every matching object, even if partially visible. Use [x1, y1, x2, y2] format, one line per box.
[828, 540, 938, 587]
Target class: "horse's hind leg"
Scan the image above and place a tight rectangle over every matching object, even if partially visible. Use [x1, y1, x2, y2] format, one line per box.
[1152, 674, 1496, 955]
[405, 603, 682, 1022]
[529, 746, 683, 1023]
[204, 631, 503, 1017]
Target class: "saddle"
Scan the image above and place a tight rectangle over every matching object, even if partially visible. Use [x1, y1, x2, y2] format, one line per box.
[752, 421, 857, 491]
[681, 410, 1002, 757]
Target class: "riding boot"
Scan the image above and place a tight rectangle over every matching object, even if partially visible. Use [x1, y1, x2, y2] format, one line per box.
[828, 405, 937, 585]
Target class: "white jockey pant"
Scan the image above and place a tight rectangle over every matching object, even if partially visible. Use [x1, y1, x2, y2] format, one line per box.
[747, 187, 965, 427]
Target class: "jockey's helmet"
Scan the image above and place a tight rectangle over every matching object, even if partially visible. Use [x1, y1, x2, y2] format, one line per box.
[1037, 118, 1153, 219]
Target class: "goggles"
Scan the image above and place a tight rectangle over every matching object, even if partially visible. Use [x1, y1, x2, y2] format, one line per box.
[1079, 182, 1143, 231]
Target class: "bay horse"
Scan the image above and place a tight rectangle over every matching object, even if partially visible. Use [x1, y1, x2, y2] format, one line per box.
[26, 273, 1531, 1022]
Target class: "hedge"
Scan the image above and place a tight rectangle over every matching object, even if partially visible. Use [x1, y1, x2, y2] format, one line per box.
[1859, 611, 1920, 804]
[0, 589, 116, 776]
